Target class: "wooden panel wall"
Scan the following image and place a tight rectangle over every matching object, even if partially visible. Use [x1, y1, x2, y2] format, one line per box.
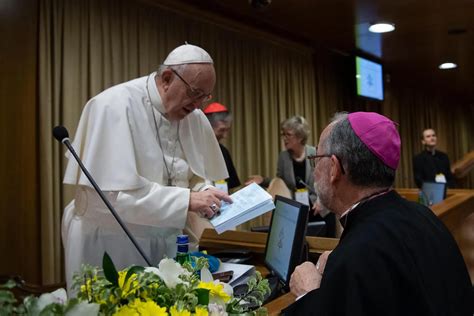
[0, 0, 40, 283]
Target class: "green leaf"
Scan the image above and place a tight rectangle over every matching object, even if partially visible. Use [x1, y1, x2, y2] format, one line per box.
[124, 266, 144, 284]
[0, 280, 16, 289]
[0, 290, 17, 305]
[102, 252, 119, 286]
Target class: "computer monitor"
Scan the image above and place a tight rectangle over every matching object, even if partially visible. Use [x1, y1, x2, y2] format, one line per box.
[421, 182, 446, 205]
[264, 195, 309, 287]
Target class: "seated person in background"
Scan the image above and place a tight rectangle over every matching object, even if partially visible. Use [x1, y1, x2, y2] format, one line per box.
[413, 128, 455, 188]
[286, 112, 472, 316]
[246, 116, 336, 237]
[203, 102, 241, 191]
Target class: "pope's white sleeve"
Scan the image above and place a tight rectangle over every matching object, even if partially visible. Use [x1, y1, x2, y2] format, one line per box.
[112, 182, 190, 229]
[189, 174, 214, 192]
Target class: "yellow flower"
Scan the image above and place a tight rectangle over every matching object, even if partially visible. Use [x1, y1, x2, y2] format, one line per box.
[198, 282, 231, 303]
[109, 294, 118, 304]
[169, 305, 191, 316]
[80, 277, 96, 296]
[194, 306, 209, 316]
[114, 298, 168, 316]
[118, 271, 139, 297]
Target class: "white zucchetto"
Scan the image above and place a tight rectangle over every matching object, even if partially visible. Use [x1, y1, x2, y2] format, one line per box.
[163, 43, 213, 66]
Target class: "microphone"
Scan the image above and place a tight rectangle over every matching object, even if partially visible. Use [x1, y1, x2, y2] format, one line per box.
[53, 126, 152, 266]
[296, 176, 317, 196]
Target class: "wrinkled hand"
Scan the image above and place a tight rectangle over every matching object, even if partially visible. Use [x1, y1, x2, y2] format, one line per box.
[289, 251, 332, 297]
[189, 187, 232, 219]
[245, 175, 263, 186]
[289, 262, 321, 297]
[313, 197, 331, 217]
[316, 251, 331, 275]
[312, 202, 322, 216]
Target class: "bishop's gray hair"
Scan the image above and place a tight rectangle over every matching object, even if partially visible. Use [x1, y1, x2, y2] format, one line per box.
[324, 112, 395, 188]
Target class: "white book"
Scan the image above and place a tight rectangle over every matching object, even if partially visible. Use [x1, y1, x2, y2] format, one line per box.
[210, 183, 275, 234]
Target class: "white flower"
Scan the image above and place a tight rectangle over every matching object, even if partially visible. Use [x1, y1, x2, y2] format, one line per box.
[200, 267, 214, 282]
[33, 289, 99, 316]
[145, 258, 191, 288]
[36, 288, 67, 311]
[66, 301, 100, 316]
[208, 303, 228, 316]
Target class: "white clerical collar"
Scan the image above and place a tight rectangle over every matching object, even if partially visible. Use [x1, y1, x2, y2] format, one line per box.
[341, 201, 360, 218]
[147, 72, 166, 114]
[340, 188, 392, 227]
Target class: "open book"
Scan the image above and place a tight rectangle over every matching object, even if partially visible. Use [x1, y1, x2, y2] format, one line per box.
[210, 182, 275, 234]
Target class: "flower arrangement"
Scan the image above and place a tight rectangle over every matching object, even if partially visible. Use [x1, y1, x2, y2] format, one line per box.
[0, 253, 271, 316]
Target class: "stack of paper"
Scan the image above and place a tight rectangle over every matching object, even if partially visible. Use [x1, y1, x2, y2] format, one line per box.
[210, 182, 275, 234]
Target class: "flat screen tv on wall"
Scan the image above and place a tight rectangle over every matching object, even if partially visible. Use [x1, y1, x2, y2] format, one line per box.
[355, 56, 384, 101]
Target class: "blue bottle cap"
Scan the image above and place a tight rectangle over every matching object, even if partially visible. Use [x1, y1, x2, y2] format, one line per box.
[177, 234, 189, 244]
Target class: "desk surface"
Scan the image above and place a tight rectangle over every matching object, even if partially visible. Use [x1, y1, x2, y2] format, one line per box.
[264, 292, 296, 315]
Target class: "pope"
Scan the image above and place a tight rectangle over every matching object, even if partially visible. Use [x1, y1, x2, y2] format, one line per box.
[62, 44, 232, 291]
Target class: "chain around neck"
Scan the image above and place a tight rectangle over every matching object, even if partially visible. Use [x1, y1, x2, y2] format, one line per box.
[146, 74, 180, 186]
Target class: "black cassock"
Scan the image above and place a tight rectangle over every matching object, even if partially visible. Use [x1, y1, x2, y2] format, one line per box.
[413, 150, 455, 188]
[284, 190, 473, 316]
[219, 143, 241, 189]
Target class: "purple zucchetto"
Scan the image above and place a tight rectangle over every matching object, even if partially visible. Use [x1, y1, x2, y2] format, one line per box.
[348, 112, 401, 170]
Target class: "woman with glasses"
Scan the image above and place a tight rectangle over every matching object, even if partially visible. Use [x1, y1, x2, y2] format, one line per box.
[246, 116, 336, 236]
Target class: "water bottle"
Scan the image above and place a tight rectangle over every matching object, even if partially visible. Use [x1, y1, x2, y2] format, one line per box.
[176, 234, 191, 265]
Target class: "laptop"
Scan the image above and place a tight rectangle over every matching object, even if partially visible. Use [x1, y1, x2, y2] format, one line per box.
[233, 195, 309, 300]
[264, 195, 309, 288]
[421, 181, 446, 206]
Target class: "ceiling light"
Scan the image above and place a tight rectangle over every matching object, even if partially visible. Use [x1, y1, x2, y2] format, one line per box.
[368, 23, 395, 33]
[438, 62, 457, 70]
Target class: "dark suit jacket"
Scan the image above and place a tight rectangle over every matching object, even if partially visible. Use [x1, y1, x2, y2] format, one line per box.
[413, 149, 455, 188]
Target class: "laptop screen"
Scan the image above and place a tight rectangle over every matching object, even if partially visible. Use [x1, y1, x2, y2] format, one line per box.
[421, 182, 446, 205]
[264, 195, 309, 286]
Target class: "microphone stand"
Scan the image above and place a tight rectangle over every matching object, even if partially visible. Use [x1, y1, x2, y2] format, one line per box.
[296, 177, 317, 196]
[57, 132, 152, 266]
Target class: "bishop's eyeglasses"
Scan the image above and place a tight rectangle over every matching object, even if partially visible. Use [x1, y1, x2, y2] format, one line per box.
[307, 154, 346, 174]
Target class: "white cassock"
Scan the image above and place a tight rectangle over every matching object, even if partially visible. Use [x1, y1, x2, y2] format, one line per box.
[62, 72, 228, 290]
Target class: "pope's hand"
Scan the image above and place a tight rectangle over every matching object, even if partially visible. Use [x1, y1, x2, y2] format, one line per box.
[189, 187, 232, 218]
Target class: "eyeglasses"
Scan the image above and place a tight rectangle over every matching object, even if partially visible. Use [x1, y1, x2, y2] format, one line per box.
[280, 131, 296, 138]
[307, 154, 346, 174]
[170, 69, 212, 103]
[280, 132, 296, 138]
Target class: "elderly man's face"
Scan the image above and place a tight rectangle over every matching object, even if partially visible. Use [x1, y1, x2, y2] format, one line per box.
[313, 126, 334, 211]
[161, 64, 216, 121]
[213, 121, 231, 142]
